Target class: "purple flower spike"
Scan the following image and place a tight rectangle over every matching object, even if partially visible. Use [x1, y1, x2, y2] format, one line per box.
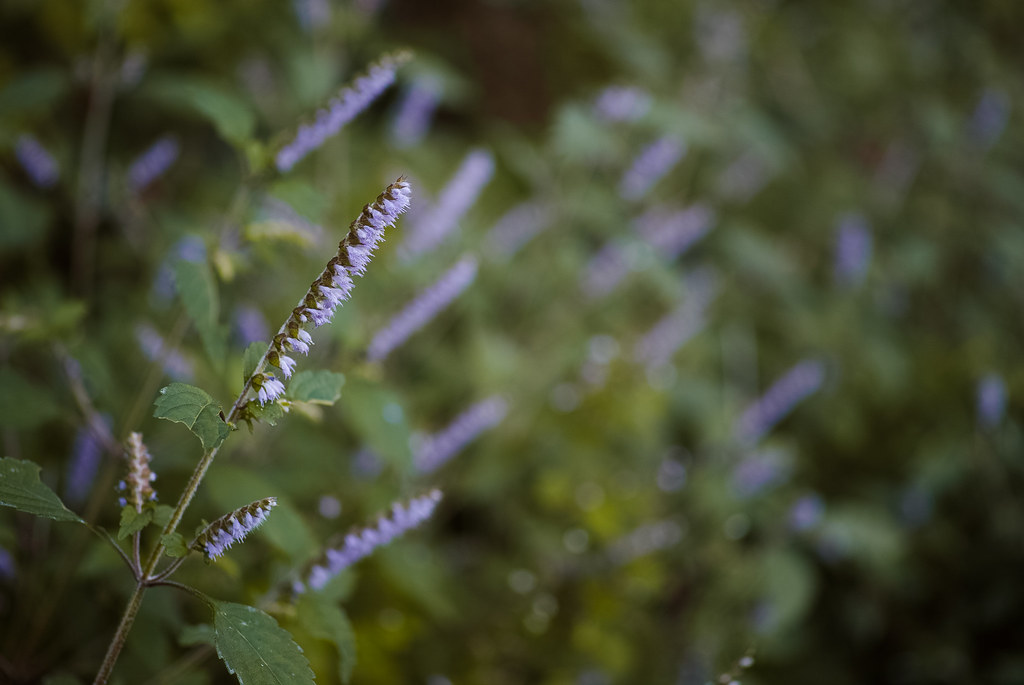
[15, 135, 59, 189]
[400, 149, 494, 259]
[734, 359, 826, 445]
[968, 88, 1011, 149]
[485, 201, 551, 260]
[633, 204, 714, 259]
[977, 373, 1007, 428]
[732, 449, 792, 498]
[619, 136, 685, 201]
[276, 53, 408, 172]
[128, 135, 179, 192]
[593, 86, 651, 122]
[634, 269, 717, 368]
[301, 490, 442, 592]
[789, 493, 826, 532]
[194, 498, 277, 560]
[367, 255, 478, 362]
[834, 213, 872, 288]
[391, 77, 442, 148]
[413, 397, 507, 474]
[581, 243, 630, 300]
[65, 415, 112, 507]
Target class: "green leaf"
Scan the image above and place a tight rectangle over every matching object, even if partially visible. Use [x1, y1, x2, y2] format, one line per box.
[296, 594, 357, 684]
[212, 601, 315, 685]
[338, 379, 411, 472]
[287, 370, 344, 405]
[249, 400, 285, 427]
[0, 458, 83, 523]
[242, 342, 267, 383]
[152, 504, 175, 527]
[153, 383, 230, 453]
[142, 75, 255, 146]
[0, 368, 61, 429]
[180, 623, 215, 647]
[174, 259, 226, 367]
[162, 532, 189, 558]
[118, 506, 153, 540]
[0, 181, 51, 249]
[0, 68, 69, 115]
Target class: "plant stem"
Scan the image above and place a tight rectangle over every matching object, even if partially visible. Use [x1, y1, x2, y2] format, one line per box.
[92, 581, 147, 685]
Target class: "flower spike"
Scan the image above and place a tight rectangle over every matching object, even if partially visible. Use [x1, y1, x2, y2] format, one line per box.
[193, 497, 277, 560]
[118, 432, 158, 512]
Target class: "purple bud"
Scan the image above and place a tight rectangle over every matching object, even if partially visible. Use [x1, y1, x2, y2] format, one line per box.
[128, 135, 179, 192]
[968, 88, 1010, 149]
[15, 135, 59, 189]
[734, 360, 826, 445]
[593, 86, 651, 122]
[413, 397, 507, 474]
[619, 136, 685, 201]
[834, 213, 872, 288]
[788, 493, 825, 531]
[977, 373, 1007, 428]
[391, 77, 441, 148]
[732, 449, 792, 498]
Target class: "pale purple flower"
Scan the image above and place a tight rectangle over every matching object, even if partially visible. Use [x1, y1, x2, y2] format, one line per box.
[195, 498, 277, 560]
[717, 151, 771, 202]
[734, 359, 826, 445]
[136, 324, 194, 380]
[0, 546, 13, 580]
[633, 204, 714, 259]
[789, 493, 825, 531]
[485, 201, 551, 259]
[391, 77, 441, 148]
[128, 135, 179, 192]
[302, 490, 442, 592]
[634, 268, 716, 368]
[581, 243, 630, 299]
[608, 520, 683, 564]
[977, 373, 1007, 427]
[293, 0, 330, 30]
[968, 88, 1010, 148]
[834, 213, 872, 288]
[15, 135, 59, 188]
[367, 256, 478, 362]
[400, 149, 494, 259]
[619, 136, 685, 201]
[65, 415, 112, 507]
[257, 375, 286, 405]
[593, 86, 651, 122]
[276, 54, 406, 172]
[119, 432, 158, 511]
[413, 397, 507, 474]
[285, 329, 313, 356]
[732, 449, 792, 498]
[319, 495, 342, 519]
[234, 306, 270, 346]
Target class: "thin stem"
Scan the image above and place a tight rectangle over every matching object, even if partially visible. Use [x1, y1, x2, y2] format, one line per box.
[147, 555, 189, 584]
[132, 530, 141, 574]
[149, 580, 210, 603]
[92, 581, 147, 685]
[90, 525, 137, 577]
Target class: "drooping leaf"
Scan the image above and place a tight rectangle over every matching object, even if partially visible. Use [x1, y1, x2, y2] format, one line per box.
[242, 342, 267, 384]
[288, 370, 344, 406]
[142, 75, 256, 146]
[153, 383, 230, 453]
[212, 601, 315, 685]
[295, 594, 357, 684]
[118, 506, 153, 540]
[162, 533, 189, 558]
[0, 458, 84, 523]
[174, 259, 226, 367]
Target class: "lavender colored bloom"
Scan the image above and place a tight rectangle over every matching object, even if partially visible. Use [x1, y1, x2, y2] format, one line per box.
[734, 359, 826, 445]
[119, 432, 158, 510]
[391, 77, 441, 148]
[633, 269, 716, 368]
[400, 149, 494, 259]
[136, 324, 194, 380]
[969, 88, 1011, 148]
[581, 243, 630, 299]
[593, 86, 651, 122]
[789, 493, 825, 531]
[302, 490, 442, 592]
[977, 373, 1007, 427]
[485, 201, 551, 259]
[234, 306, 270, 345]
[276, 54, 406, 172]
[256, 375, 286, 405]
[194, 498, 277, 560]
[633, 204, 714, 259]
[732, 449, 792, 498]
[65, 415, 112, 507]
[367, 256, 478, 362]
[834, 213, 872, 288]
[619, 136, 685, 201]
[15, 135, 59, 188]
[0, 546, 14, 581]
[128, 135, 179, 192]
[413, 397, 508, 474]
[608, 520, 683, 564]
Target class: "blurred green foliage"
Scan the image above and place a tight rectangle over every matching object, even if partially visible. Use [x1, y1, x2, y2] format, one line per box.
[2, 0, 1024, 684]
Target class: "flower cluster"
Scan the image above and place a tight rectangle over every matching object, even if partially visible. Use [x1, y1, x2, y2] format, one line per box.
[834, 212, 873, 288]
[193, 497, 277, 560]
[619, 136, 686, 201]
[977, 373, 1007, 428]
[118, 433, 157, 512]
[593, 85, 651, 122]
[734, 359, 826, 445]
[275, 53, 408, 172]
[15, 134, 59, 189]
[367, 255, 478, 362]
[413, 397, 508, 474]
[127, 135, 179, 192]
[301, 490, 442, 592]
[259, 179, 411, 396]
[633, 204, 715, 260]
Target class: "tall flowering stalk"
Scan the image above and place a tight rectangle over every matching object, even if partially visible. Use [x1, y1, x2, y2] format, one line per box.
[619, 136, 686, 201]
[366, 255, 478, 362]
[834, 213, 872, 288]
[485, 201, 551, 260]
[391, 76, 442, 148]
[734, 359, 826, 445]
[275, 52, 409, 172]
[15, 134, 60, 188]
[127, 135, 179, 192]
[192, 497, 277, 560]
[300, 490, 443, 592]
[633, 204, 714, 259]
[413, 397, 508, 474]
[119, 432, 158, 511]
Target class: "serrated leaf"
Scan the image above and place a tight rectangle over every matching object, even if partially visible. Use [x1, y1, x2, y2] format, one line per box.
[174, 259, 226, 367]
[212, 601, 314, 685]
[152, 504, 175, 527]
[0, 458, 83, 523]
[118, 506, 153, 540]
[242, 342, 267, 384]
[153, 383, 230, 453]
[142, 75, 255, 146]
[295, 594, 357, 684]
[162, 532, 189, 558]
[287, 370, 344, 406]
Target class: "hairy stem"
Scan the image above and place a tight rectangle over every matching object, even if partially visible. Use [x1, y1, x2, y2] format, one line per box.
[92, 581, 147, 685]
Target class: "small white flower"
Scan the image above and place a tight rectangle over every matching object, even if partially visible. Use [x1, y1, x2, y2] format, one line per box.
[286, 336, 311, 355]
[277, 355, 297, 378]
[196, 497, 277, 560]
[305, 306, 334, 327]
[258, 377, 286, 405]
[318, 284, 347, 309]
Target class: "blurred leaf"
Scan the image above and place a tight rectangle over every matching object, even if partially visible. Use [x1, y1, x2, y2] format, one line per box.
[162, 532, 189, 558]
[0, 458, 84, 523]
[212, 601, 314, 685]
[118, 505, 153, 539]
[242, 342, 267, 383]
[141, 75, 255, 146]
[153, 383, 230, 453]
[0, 182, 51, 249]
[0, 368, 60, 429]
[0, 68, 69, 115]
[288, 370, 344, 405]
[338, 378, 411, 472]
[174, 259, 226, 367]
[180, 623, 216, 647]
[152, 504, 175, 527]
[295, 594, 357, 684]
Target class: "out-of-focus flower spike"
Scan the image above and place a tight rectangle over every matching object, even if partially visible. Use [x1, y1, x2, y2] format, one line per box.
[632, 204, 715, 259]
[128, 135, 179, 192]
[834, 213, 872, 288]
[619, 136, 686, 201]
[367, 255, 477, 362]
[136, 324, 194, 380]
[275, 52, 410, 172]
[298, 490, 442, 593]
[413, 397, 507, 474]
[121, 433, 158, 513]
[193, 497, 277, 560]
[593, 85, 651, 122]
[391, 76, 442, 148]
[65, 415, 112, 507]
[485, 201, 551, 260]
[15, 134, 59, 189]
[733, 360, 826, 445]
[977, 373, 1007, 428]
